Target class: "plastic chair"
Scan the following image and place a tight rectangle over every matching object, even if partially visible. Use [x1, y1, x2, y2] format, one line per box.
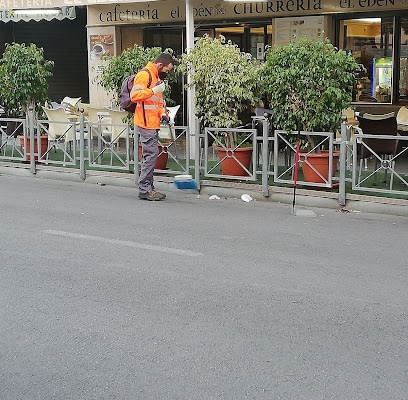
[105, 109, 128, 144]
[42, 107, 78, 142]
[42, 106, 81, 163]
[77, 102, 91, 117]
[61, 96, 82, 118]
[356, 112, 398, 188]
[50, 101, 63, 110]
[397, 106, 408, 133]
[86, 106, 111, 138]
[396, 106, 408, 153]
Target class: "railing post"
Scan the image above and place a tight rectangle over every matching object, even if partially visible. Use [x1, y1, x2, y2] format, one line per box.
[261, 117, 269, 197]
[194, 117, 201, 190]
[79, 110, 86, 181]
[339, 115, 347, 206]
[28, 105, 36, 175]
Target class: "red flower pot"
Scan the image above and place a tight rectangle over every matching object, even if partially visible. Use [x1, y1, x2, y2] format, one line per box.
[215, 146, 253, 176]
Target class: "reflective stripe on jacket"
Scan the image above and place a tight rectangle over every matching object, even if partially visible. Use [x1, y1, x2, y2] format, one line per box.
[130, 62, 165, 130]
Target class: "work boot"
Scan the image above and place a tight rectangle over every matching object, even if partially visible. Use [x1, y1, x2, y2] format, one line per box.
[138, 190, 166, 201]
[155, 190, 166, 199]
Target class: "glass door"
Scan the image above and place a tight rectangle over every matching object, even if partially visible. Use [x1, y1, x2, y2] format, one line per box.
[339, 17, 393, 103]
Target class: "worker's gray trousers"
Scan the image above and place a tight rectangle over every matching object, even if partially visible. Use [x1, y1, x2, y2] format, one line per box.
[138, 127, 159, 194]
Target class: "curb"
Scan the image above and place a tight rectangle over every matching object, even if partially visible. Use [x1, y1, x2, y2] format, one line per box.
[1, 163, 408, 217]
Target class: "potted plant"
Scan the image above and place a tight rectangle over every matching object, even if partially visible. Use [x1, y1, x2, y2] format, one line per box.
[96, 44, 177, 169]
[179, 34, 261, 176]
[259, 37, 360, 183]
[0, 42, 54, 160]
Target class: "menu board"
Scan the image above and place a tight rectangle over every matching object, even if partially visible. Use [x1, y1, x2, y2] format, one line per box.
[274, 16, 325, 46]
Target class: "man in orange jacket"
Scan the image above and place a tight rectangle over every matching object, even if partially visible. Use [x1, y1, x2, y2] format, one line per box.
[131, 53, 175, 201]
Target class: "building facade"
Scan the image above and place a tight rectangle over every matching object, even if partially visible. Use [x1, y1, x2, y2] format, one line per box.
[1, 0, 408, 116]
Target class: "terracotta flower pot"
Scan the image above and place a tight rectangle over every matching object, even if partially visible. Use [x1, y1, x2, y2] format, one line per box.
[215, 146, 253, 176]
[299, 151, 340, 183]
[18, 135, 48, 162]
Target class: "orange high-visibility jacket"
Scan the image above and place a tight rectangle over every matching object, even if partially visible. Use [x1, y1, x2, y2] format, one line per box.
[130, 62, 166, 130]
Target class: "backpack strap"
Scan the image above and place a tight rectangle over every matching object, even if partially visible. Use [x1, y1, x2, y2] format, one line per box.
[141, 68, 153, 89]
[140, 68, 153, 126]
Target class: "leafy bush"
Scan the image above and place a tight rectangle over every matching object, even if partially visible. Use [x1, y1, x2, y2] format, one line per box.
[179, 34, 261, 130]
[259, 37, 360, 149]
[0, 43, 53, 117]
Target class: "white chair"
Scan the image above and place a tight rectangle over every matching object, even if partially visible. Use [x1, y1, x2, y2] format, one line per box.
[50, 101, 63, 110]
[61, 96, 82, 120]
[42, 106, 82, 163]
[86, 106, 118, 165]
[396, 106, 408, 154]
[397, 106, 408, 134]
[61, 96, 81, 109]
[86, 106, 111, 138]
[105, 109, 128, 144]
[77, 102, 91, 117]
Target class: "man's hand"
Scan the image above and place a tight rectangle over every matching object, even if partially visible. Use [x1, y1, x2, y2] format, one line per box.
[152, 81, 166, 94]
[161, 114, 171, 124]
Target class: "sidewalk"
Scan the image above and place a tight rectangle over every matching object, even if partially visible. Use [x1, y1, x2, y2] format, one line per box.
[1, 162, 408, 217]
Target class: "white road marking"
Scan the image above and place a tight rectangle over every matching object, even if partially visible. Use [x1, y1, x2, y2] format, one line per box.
[44, 230, 202, 257]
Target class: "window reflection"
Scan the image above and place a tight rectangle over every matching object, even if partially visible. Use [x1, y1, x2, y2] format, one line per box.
[340, 17, 393, 103]
[196, 24, 272, 60]
[400, 18, 408, 100]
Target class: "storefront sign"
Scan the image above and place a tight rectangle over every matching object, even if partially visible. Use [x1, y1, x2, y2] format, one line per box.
[0, 0, 405, 21]
[87, 0, 407, 26]
[0, 5, 75, 21]
[0, 0, 156, 11]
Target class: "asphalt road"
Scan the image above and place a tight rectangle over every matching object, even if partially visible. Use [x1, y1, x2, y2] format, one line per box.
[1, 175, 407, 400]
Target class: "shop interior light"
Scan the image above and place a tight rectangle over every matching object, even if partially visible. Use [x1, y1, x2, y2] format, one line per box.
[13, 9, 61, 15]
[358, 18, 381, 23]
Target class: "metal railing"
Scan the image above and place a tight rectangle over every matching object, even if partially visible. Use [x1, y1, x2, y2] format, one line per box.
[1, 108, 408, 203]
[203, 127, 258, 180]
[273, 130, 337, 188]
[352, 134, 408, 195]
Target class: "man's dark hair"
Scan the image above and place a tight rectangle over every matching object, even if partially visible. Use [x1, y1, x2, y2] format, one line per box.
[155, 53, 175, 66]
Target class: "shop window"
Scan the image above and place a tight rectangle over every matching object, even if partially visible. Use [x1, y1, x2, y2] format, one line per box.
[399, 18, 408, 100]
[144, 29, 183, 56]
[340, 17, 393, 103]
[215, 26, 245, 49]
[195, 29, 214, 38]
[197, 25, 272, 57]
[250, 27, 265, 60]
